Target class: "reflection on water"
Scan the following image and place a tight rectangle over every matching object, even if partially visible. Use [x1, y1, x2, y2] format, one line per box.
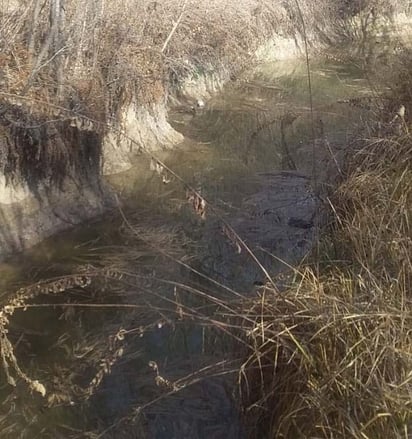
[0, 59, 370, 437]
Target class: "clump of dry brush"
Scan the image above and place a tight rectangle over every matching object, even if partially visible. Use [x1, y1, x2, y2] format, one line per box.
[0, 0, 288, 112]
[235, 100, 412, 437]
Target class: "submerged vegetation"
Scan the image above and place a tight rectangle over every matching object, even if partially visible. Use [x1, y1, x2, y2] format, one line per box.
[0, 0, 411, 438]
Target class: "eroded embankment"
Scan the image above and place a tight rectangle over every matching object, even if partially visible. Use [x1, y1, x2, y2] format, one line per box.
[0, 0, 409, 258]
[0, 0, 303, 258]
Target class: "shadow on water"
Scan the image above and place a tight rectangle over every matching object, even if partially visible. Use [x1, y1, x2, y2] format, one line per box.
[0, 59, 371, 437]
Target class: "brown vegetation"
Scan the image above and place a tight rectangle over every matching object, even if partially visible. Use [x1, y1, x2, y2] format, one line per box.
[236, 84, 412, 437]
[0, 0, 288, 113]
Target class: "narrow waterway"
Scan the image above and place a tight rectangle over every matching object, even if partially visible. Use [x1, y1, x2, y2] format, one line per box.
[0, 59, 371, 438]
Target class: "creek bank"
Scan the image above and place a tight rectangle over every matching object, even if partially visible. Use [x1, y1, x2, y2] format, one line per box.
[0, 34, 303, 260]
[1, 7, 409, 259]
[0, 177, 112, 256]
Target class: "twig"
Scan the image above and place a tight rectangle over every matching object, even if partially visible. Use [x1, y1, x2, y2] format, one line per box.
[161, 0, 188, 53]
[294, 0, 320, 274]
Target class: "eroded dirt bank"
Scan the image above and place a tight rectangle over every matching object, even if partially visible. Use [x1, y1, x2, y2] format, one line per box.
[0, 0, 302, 258]
[0, 1, 409, 258]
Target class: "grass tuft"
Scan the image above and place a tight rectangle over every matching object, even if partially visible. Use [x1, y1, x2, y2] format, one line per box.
[237, 102, 412, 438]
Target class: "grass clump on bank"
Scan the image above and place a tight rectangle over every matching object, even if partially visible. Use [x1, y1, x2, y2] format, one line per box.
[0, 0, 288, 115]
[237, 101, 411, 437]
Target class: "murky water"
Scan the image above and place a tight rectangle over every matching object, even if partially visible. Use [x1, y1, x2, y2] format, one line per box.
[0, 59, 371, 437]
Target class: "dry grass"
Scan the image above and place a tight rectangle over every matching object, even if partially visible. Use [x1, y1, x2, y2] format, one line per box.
[1, 0, 405, 117]
[235, 104, 412, 437]
[0, 0, 289, 110]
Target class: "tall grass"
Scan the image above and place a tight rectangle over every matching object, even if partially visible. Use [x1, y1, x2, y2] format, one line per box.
[231, 14, 412, 437]
[236, 100, 412, 438]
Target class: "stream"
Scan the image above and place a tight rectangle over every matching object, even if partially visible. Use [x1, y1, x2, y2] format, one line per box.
[0, 58, 371, 438]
